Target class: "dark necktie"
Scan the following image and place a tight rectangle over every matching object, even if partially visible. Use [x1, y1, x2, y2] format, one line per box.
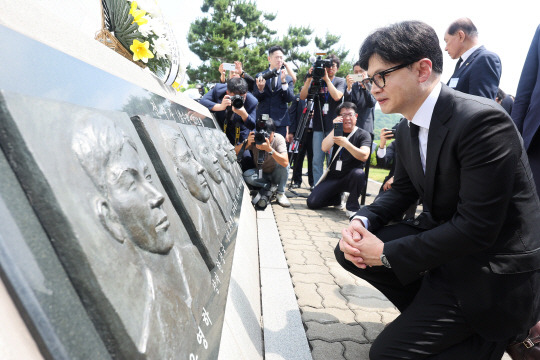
[454, 57, 463, 73]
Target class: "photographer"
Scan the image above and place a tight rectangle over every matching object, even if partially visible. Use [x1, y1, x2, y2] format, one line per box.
[345, 61, 377, 134]
[236, 116, 291, 208]
[300, 54, 346, 185]
[253, 45, 296, 138]
[199, 77, 257, 146]
[307, 102, 371, 216]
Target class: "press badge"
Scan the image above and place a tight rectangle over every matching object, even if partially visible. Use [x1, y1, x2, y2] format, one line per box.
[336, 160, 342, 171]
[322, 103, 329, 115]
[448, 78, 459, 88]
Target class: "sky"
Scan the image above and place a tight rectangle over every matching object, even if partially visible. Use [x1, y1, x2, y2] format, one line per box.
[160, 0, 539, 96]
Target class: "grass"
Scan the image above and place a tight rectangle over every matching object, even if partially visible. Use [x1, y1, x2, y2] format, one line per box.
[367, 167, 389, 183]
[300, 159, 390, 183]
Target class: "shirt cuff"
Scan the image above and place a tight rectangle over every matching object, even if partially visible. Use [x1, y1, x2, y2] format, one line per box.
[377, 147, 387, 158]
[281, 83, 288, 90]
[351, 215, 369, 229]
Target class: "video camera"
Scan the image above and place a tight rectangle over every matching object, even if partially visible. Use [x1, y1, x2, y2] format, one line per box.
[254, 114, 271, 145]
[261, 65, 285, 81]
[309, 55, 334, 80]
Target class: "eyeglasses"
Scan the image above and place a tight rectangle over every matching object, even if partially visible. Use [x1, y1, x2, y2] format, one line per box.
[361, 61, 416, 89]
[340, 113, 356, 118]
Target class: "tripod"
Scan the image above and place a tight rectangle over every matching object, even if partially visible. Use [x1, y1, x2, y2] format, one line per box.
[287, 78, 324, 198]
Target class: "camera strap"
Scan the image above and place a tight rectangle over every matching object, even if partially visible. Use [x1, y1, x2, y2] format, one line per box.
[236, 140, 248, 164]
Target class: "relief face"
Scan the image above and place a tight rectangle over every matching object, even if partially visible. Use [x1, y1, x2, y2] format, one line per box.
[72, 117, 173, 254]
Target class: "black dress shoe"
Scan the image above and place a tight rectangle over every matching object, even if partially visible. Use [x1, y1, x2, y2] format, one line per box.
[291, 183, 301, 189]
[506, 321, 540, 359]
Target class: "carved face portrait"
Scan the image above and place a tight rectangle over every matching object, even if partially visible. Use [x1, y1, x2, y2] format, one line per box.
[161, 124, 211, 203]
[73, 117, 174, 254]
[106, 144, 173, 253]
[194, 134, 222, 184]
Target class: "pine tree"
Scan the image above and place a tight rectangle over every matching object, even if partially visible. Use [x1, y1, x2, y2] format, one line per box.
[186, 0, 277, 84]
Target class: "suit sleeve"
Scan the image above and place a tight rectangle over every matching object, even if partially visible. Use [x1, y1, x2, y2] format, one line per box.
[288, 98, 299, 134]
[281, 76, 295, 103]
[511, 25, 540, 134]
[468, 53, 502, 100]
[199, 88, 219, 111]
[242, 94, 258, 130]
[386, 109, 523, 285]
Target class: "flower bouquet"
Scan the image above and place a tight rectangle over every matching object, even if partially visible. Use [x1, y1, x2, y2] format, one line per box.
[96, 0, 182, 85]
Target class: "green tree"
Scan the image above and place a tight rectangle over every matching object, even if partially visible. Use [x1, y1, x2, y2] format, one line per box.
[186, 0, 277, 84]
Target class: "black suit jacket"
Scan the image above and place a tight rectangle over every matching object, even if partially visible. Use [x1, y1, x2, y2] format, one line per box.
[344, 82, 376, 134]
[447, 45, 501, 100]
[253, 69, 295, 128]
[358, 85, 540, 340]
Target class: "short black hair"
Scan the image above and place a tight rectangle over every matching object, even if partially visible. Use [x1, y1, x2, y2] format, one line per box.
[496, 88, 507, 101]
[359, 21, 443, 74]
[447, 18, 478, 38]
[336, 102, 358, 115]
[353, 60, 362, 69]
[268, 45, 285, 56]
[227, 77, 248, 95]
[327, 54, 340, 69]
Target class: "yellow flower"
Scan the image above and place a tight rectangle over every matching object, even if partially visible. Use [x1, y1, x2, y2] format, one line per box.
[129, 1, 148, 26]
[130, 39, 154, 63]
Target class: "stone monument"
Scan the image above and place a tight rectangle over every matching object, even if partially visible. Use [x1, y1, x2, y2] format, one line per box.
[0, 1, 261, 357]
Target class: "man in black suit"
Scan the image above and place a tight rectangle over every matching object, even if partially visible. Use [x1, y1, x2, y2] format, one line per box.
[345, 61, 377, 134]
[444, 18, 501, 100]
[335, 21, 540, 358]
[253, 45, 296, 138]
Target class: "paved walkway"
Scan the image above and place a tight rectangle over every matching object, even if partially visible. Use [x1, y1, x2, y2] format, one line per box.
[271, 179, 394, 359]
[270, 177, 511, 360]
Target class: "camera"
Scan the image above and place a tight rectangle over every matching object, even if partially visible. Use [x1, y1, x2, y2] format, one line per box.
[311, 56, 334, 79]
[254, 114, 271, 145]
[261, 65, 284, 81]
[229, 94, 244, 109]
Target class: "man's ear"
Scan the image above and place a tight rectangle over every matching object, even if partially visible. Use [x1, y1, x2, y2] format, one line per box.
[417, 59, 433, 83]
[95, 198, 126, 243]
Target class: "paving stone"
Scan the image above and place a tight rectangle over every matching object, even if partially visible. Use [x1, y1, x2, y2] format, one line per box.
[340, 283, 388, 301]
[295, 283, 323, 308]
[284, 249, 306, 265]
[379, 310, 399, 324]
[347, 296, 395, 312]
[301, 306, 357, 324]
[362, 322, 385, 342]
[304, 254, 326, 266]
[342, 340, 371, 360]
[318, 283, 349, 310]
[306, 321, 367, 343]
[351, 308, 382, 324]
[328, 263, 358, 285]
[288, 263, 329, 275]
[311, 340, 345, 360]
[292, 272, 335, 285]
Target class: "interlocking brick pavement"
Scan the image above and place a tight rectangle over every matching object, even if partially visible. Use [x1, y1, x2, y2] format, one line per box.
[272, 179, 394, 359]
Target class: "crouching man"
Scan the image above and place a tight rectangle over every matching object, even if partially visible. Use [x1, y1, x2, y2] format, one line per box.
[236, 116, 291, 208]
[307, 102, 371, 216]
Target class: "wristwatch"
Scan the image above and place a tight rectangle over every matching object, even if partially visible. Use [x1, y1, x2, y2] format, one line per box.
[380, 253, 391, 268]
[268, 149, 275, 155]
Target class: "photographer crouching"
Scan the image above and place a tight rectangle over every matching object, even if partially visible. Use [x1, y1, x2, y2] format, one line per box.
[236, 115, 291, 209]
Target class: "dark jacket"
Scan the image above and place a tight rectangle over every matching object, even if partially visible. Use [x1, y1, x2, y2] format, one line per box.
[253, 69, 295, 128]
[447, 45, 501, 100]
[359, 85, 540, 340]
[199, 84, 257, 144]
[344, 82, 376, 134]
